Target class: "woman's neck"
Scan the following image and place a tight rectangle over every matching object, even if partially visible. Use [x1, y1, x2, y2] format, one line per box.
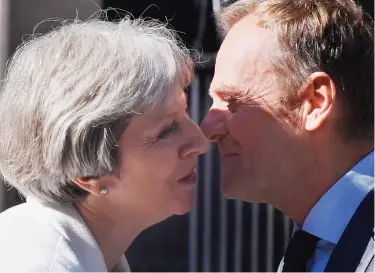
[76, 199, 151, 271]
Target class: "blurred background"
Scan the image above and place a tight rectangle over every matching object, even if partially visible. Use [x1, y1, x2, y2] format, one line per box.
[0, 0, 373, 271]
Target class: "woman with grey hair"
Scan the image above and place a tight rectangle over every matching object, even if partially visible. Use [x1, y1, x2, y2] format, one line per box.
[0, 16, 208, 272]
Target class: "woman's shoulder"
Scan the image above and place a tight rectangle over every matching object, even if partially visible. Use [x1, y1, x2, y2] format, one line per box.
[0, 201, 66, 270]
[0, 199, 108, 271]
[0, 198, 70, 240]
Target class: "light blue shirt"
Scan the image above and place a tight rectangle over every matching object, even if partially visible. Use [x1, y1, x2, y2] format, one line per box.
[296, 151, 374, 272]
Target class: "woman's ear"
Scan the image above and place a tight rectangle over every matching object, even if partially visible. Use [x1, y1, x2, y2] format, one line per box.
[71, 177, 102, 196]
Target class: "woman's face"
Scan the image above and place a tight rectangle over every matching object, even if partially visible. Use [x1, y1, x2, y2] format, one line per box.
[107, 89, 208, 220]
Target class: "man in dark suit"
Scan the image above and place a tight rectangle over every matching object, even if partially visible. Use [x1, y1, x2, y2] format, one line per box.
[200, 0, 374, 271]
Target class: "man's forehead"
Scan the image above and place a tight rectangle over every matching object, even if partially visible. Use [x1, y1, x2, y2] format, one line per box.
[213, 14, 273, 96]
[229, 15, 268, 41]
[218, 14, 271, 63]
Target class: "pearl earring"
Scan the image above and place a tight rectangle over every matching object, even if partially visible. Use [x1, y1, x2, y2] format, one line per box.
[100, 186, 109, 196]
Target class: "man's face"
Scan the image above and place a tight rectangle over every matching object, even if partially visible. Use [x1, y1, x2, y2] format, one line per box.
[201, 15, 304, 202]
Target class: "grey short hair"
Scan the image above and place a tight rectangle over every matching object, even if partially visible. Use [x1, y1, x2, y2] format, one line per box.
[0, 16, 193, 204]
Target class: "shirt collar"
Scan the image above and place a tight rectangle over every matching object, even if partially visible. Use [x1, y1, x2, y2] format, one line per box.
[301, 151, 374, 244]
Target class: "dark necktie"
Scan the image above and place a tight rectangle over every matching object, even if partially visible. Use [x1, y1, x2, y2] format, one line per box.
[282, 230, 320, 272]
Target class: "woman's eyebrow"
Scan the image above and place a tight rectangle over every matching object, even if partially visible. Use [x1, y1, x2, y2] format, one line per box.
[152, 107, 182, 125]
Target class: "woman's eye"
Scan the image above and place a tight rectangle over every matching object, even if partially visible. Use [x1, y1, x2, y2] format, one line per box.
[157, 122, 179, 139]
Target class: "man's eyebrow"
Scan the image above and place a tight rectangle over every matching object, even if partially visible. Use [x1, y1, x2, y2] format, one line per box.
[209, 85, 247, 99]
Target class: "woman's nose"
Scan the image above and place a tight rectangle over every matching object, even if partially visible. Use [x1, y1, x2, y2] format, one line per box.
[179, 120, 209, 159]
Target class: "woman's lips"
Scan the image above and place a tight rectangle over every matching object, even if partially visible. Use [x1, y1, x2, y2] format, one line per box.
[178, 169, 197, 184]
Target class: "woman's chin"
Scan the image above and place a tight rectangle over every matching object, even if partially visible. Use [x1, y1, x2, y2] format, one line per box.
[174, 206, 193, 215]
[173, 196, 195, 215]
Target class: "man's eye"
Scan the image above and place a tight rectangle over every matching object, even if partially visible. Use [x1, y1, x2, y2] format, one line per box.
[227, 99, 239, 112]
[157, 122, 179, 139]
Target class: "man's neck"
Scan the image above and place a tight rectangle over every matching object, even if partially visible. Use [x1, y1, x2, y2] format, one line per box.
[273, 141, 373, 226]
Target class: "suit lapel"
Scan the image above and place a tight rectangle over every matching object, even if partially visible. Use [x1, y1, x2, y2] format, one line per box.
[324, 189, 374, 272]
[355, 232, 374, 272]
[277, 257, 285, 272]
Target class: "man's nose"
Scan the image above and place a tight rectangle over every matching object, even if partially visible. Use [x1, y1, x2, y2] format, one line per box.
[200, 108, 228, 142]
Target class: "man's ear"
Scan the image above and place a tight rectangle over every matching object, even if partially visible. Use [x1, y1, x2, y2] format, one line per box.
[302, 72, 337, 131]
[71, 177, 102, 196]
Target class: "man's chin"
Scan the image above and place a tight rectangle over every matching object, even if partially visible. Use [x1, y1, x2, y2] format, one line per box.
[221, 178, 245, 200]
[221, 177, 260, 202]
